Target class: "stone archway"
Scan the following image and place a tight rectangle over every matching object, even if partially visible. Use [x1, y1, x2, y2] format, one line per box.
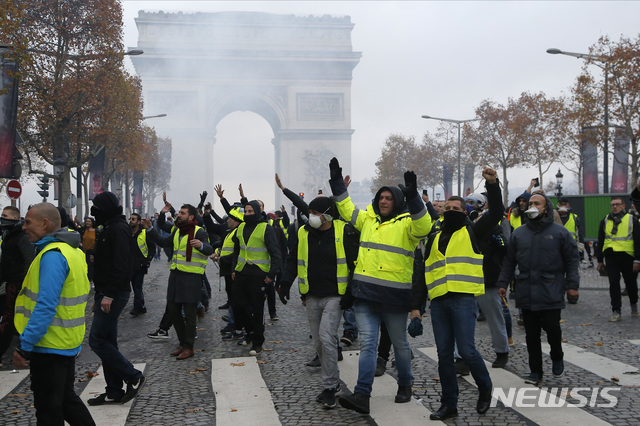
[130, 11, 361, 208]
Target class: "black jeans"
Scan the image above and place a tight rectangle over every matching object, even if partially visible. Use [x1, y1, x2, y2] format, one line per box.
[131, 271, 146, 311]
[522, 309, 563, 377]
[30, 352, 95, 426]
[605, 252, 639, 311]
[168, 301, 197, 350]
[231, 273, 267, 346]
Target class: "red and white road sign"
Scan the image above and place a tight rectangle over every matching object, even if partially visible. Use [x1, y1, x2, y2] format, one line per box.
[7, 179, 22, 200]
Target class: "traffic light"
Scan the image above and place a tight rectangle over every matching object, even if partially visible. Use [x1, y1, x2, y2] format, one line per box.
[299, 192, 304, 199]
[37, 176, 49, 199]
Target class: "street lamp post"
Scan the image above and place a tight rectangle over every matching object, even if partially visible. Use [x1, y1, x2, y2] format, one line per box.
[555, 169, 564, 196]
[142, 114, 167, 120]
[422, 115, 479, 196]
[547, 48, 611, 193]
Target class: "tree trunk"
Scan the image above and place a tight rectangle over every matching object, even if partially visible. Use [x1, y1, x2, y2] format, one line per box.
[502, 165, 509, 206]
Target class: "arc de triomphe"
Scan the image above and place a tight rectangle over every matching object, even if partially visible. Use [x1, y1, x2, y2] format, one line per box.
[130, 11, 361, 209]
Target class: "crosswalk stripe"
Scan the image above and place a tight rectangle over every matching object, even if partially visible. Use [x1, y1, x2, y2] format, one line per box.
[627, 339, 640, 346]
[339, 350, 439, 424]
[0, 369, 29, 400]
[540, 342, 640, 386]
[418, 347, 611, 426]
[79, 363, 147, 426]
[211, 356, 281, 426]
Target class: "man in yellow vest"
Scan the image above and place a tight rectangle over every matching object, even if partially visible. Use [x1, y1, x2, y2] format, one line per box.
[413, 167, 501, 420]
[231, 200, 282, 356]
[328, 158, 432, 414]
[129, 213, 155, 316]
[142, 203, 213, 359]
[278, 195, 359, 409]
[596, 196, 640, 322]
[13, 203, 94, 425]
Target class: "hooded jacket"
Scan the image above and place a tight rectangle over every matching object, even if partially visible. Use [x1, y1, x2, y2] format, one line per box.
[93, 214, 132, 297]
[497, 193, 579, 311]
[330, 178, 431, 311]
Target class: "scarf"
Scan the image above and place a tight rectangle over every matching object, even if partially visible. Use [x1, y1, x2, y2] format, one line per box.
[177, 220, 197, 261]
[608, 210, 626, 235]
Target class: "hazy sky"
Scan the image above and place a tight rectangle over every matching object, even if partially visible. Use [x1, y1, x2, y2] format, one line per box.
[16, 1, 636, 212]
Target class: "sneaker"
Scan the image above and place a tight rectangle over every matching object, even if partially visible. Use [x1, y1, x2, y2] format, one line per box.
[340, 331, 357, 347]
[222, 331, 244, 341]
[491, 352, 509, 368]
[609, 311, 622, 322]
[338, 392, 370, 414]
[238, 335, 252, 346]
[249, 345, 263, 356]
[147, 328, 169, 339]
[522, 372, 542, 386]
[130, 308, 147, 316]
[120, 376, 146, 403]
[87, 393, 122, 406]
[316, 388, 337, 409]
[270, 316, 279, 321]
[375, 356, 387, 377]
[305, 354, 321, 367]
[552, 360, 565, 378]
[220, 324, 234, 334]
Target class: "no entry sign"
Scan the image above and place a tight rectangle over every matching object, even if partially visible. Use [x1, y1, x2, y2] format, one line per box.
[7, 179, 22, 200]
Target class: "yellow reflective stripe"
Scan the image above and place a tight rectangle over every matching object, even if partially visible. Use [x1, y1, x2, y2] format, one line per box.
[360, 241, 414, 258]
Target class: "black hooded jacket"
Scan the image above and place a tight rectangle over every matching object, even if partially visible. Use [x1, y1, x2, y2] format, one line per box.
[94, 214, 132, 297]
[497, 193, 580, 311]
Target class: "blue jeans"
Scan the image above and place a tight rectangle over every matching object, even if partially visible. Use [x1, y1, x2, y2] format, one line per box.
[342, 307, 358, 336]
[353, 300, 412, 396]
[89, 292, 142, 400]
[430, 293, 492, 407]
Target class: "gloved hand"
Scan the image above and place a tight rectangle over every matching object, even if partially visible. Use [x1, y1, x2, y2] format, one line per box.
[329, 157, 343, 181]
[398, 171, 418, 200]
[407, 316, 423, 338]
[278, 283, 291, 305]
[198, 191, 208, 208]
[340, 290, 355, 310]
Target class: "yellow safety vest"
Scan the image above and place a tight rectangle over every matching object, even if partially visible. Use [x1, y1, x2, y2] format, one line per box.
[297, 220, 348, 295]
[137, 229, 149, 257]
[220, 227, 238, 258]
[603, 213, 635, 257]
[563, 213, 579, 241]
[425, 226, 485, 300]
[509, 213, 522, 230]
[170, 226, 208, 274]
[235, 222, 271, 273]
[14, 242, 89, 350]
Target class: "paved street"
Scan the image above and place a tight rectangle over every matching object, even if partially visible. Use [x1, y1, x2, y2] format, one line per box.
[1, 259, 640, 425]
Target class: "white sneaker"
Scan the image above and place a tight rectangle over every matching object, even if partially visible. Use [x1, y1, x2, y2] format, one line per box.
[608, 311, 622, 322]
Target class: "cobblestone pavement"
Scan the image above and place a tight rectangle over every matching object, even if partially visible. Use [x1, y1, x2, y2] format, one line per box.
[1, 259, 639, 425]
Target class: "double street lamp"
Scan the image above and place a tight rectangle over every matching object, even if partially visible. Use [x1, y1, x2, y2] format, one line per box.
[421, 115, 479, 196]
[547, 48, 611, 193]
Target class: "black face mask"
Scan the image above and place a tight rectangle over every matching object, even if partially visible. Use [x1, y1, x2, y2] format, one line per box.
[243, 214, 259, 226]
[443, 210, 468, 229]
[91, 206, 108, 227]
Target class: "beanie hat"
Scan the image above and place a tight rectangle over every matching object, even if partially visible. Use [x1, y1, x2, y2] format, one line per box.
[93, 191, 120, 211]
[308, 196, 337, 220]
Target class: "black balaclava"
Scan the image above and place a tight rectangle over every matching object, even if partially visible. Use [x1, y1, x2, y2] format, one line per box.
[91, 191, 123, 226]
[243, 200, 263, 226]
